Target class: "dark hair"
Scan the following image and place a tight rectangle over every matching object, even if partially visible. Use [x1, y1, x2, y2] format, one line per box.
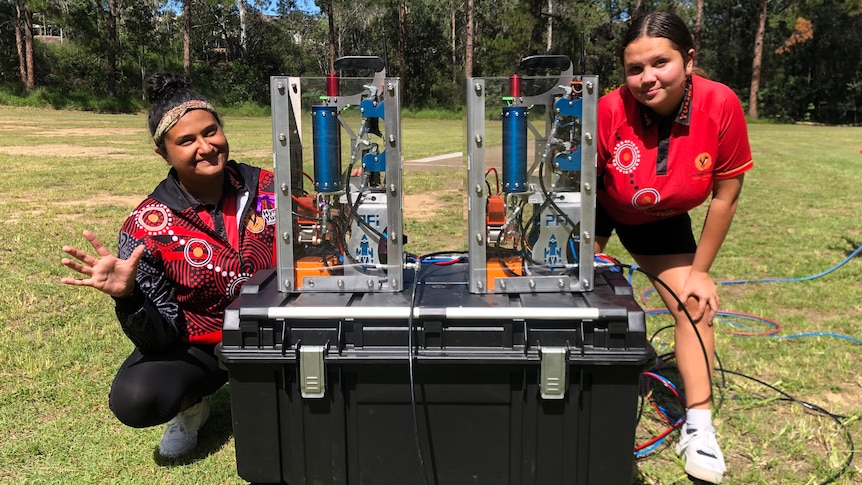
[620, 11, 694, 65]
[145, 73, 220, 146]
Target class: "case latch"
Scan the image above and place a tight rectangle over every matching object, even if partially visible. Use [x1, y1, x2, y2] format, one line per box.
[299, 344, 327, 398]
[539, 346, 568, 400]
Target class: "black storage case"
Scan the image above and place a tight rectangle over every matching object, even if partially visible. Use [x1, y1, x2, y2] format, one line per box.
[217, 265, 655, 485]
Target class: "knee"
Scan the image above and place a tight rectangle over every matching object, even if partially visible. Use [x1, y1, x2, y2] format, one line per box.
[109, 381, 176, 428]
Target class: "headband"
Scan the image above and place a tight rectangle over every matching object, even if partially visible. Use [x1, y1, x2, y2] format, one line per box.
[152, 100, 218, 144]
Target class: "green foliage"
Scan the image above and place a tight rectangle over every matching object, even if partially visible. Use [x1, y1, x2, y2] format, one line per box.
[0, 86, 144, 112]
[37, 41, 107, 94]
[0, 2, 18, 85]
[402, 107, 463, 120]
[2, 0, 862, 123]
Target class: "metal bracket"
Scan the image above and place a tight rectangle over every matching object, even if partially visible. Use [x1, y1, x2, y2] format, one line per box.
[299, 344, 327, 398]
[539, 346, 568, 400]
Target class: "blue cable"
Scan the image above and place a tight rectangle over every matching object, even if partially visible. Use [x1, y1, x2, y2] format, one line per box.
[636, 243, 862, 344]
[720, 243, 862, 285]
[773, 332, 862, 344]
[632, 243, 862, 476]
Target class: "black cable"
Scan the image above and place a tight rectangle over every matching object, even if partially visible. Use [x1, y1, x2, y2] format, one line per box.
[623, 256, 855, 483]
[348, 186, 386, 240]
[649, 324, 675, 348]
[536, 155, 579, 266]
[719, 368, 855, 485]
[626, 263, 716, 407]
[406, 259, 432, 485]
[403, 250, 472, 484]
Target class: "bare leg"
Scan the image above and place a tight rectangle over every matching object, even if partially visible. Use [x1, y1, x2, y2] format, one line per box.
[631, 253, 714, 409]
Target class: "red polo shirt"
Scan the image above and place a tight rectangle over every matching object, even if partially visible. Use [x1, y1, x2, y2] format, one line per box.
[596, 75, 753, 225]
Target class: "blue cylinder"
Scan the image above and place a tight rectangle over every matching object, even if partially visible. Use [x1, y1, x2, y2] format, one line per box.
[501, 106, 528, 193]
[311, 105, 341, 192]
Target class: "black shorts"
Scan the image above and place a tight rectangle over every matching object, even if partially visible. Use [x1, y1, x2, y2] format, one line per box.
[596, 202, 697, 256]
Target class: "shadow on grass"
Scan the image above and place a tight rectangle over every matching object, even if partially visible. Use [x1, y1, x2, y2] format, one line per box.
[151, 386, 234, 466]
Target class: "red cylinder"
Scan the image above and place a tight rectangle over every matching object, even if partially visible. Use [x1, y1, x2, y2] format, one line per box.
[510, 74, 522, 98]
[326, 73, 339, 97]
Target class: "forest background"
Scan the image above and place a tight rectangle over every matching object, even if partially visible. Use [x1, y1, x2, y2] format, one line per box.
[3, 0, 862, 125]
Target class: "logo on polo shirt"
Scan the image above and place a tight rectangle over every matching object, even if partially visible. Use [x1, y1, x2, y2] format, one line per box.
[632, 188, 660, 209]
[695, 152, 713, 172]
[612, 140, 640, 174]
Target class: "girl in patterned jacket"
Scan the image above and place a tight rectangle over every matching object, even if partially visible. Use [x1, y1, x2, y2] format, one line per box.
[61, 73, 276, 458]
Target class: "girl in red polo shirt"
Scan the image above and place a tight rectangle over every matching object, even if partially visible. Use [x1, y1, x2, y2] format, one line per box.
[596, 11, 753, 484]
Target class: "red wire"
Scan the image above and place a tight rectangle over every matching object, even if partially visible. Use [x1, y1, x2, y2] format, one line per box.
[485, 167, 500, 194]
[635, 372, 685, 452]
[291, 167, 315, 187]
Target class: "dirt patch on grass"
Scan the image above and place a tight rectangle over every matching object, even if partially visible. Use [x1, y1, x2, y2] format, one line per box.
[9, 191, 443, 223]
[403, 193, 437, 221]
[0, 144, 137, 158]
[60, 195, 142, 209]
[0, 123, 144, 137]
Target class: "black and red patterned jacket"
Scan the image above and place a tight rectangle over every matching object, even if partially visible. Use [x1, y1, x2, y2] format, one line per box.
[113, 161, 276, 352]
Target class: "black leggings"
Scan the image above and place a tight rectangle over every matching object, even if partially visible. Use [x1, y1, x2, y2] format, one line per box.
[108, 341, 227, 428]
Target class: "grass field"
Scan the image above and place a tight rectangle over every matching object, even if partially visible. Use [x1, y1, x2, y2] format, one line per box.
[0, 105, 860, 484]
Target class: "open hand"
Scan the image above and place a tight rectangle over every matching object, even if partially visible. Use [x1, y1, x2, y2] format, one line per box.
[61, 230, 145, 298]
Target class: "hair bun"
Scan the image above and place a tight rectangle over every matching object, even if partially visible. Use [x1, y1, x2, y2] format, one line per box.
[145, 72, 192, 103]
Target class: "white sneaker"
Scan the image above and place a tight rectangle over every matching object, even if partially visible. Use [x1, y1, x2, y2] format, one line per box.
[159, 400, 210, 458]
[675, 427, 726, 484]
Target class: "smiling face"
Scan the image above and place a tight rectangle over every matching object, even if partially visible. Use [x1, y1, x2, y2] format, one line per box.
[155, 108, 229, 198]
[623, 36, 694, 117]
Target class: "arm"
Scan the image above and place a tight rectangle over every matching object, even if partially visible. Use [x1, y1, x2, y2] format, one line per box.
[681, 173, 745, 321]
[112, 230, 183, 352]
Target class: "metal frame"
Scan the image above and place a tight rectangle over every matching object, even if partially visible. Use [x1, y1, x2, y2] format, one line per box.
[466, 75, 598, 294]
[271, 76, 404, 293]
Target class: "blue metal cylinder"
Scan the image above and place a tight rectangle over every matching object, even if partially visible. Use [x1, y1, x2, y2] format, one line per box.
[501, 106, 528, 193]
[311, 105, 341, 192]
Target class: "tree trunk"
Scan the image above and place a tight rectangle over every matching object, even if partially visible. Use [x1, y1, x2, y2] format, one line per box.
[107, 0, 117, 97]
[694, 0, 704, 62]
[183, 0, 191, 79]
[325, 0, 335, 72]
[531, 0, 546, 55]
[13, 0, 27, 93]
[23, 0, 34, 92]
[546, 0, 552, 52]
[238, 0, 247, 56]
[465, 0, 473, 78]
[749, 0, 768, 120]
[451, 3, 456, 85]
[398, 1, 406, 83]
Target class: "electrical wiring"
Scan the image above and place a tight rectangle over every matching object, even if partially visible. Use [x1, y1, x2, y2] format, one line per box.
[717, 368, 855, 485]
[645, 308, 783, 337]
[405, 255, 432, 485]
[618, 243, 862, 483]
[291, 167, 315, 189]
[485, 166, 501, 195]
[638, 242, 862, 340]
[403, 249, 470, 485]
[615, 262, 717, 403]
[635, 371, 685, 457]
[720, 243, 862, 285]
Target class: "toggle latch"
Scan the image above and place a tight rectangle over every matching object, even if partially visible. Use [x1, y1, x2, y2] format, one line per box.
[539, 346, 568, 400]
[299, 345, 327, 398]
